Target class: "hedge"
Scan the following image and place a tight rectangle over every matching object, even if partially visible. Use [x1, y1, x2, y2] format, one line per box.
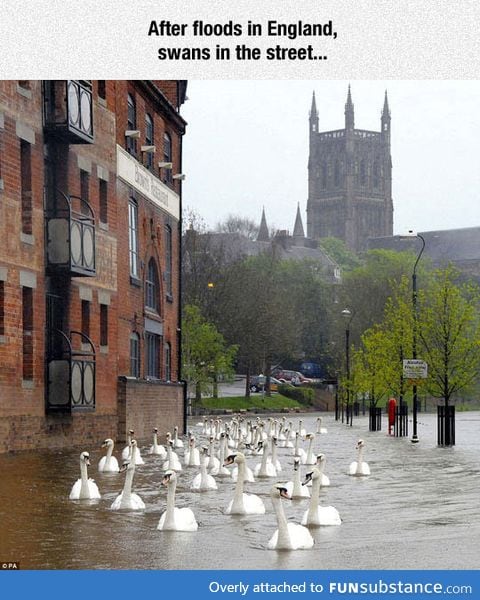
[278, 384, 315, 405]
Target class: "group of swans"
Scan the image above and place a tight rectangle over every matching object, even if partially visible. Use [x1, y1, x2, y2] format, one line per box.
[70, 417, 371, 550]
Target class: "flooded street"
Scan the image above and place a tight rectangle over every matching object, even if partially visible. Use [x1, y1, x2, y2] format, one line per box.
[1, 411, 480, 570]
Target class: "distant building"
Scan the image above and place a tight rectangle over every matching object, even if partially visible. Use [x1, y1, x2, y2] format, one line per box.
[184, 205, 341, 284]
[368, 227, 480, 282]
[0, 80, 187, 452]
[307, 87, 393, 252]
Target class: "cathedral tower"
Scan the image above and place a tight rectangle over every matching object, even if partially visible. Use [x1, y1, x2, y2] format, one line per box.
[306, 88, 393, 252]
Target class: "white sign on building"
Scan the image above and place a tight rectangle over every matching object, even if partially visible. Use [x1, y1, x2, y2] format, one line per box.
[403, 359, 428, 379]
[116, 145, 180, 220]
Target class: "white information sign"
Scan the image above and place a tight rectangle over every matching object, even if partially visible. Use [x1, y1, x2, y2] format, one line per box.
[403, 359, 428, 379]
[116, 145, 180, 220]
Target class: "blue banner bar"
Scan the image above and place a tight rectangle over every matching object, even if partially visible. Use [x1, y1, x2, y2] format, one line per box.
[2, 570, 478, 599]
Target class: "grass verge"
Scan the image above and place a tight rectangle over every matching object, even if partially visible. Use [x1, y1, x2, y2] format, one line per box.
[198, 394, 302, 411]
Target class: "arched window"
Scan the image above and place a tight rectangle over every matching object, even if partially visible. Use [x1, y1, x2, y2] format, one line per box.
[145, 113, 154, 170]
[145, 257, 160, 312]
[130, 333, 140, 377]
[163, 132, 172, 185]
[126, 93, 136, 155]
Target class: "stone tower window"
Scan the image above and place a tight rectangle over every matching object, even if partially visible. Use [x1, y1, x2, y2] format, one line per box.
[334, 160, 341, 187]
[360, 160, 366, 186]
[373, 161, 380, 189]
[321, 162, 327, 188]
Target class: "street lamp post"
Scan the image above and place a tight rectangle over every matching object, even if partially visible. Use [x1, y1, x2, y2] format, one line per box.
[411, 232, 426, 444]
[341, 308, 355, 427]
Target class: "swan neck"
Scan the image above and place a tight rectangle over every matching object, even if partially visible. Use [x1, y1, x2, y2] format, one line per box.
[358, 446, 364, 464]
[307, 475, 321, 520]
[293, 466, 302, 496]
[272, 495, 290, 548]
[164, 478, 177, 528]
[232, 460, 245, 511]
[80, 460, 89, 496]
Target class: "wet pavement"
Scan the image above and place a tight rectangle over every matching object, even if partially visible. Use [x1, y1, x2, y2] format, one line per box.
[1, 411, 480, 570]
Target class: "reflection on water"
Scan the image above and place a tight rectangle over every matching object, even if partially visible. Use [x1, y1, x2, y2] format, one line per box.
[1, 412, 480, 569]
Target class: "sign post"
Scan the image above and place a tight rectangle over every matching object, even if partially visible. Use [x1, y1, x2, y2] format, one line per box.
[402, 359, 428, 380]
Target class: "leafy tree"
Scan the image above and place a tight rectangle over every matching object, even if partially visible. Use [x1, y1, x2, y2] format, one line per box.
[219, 252, 299, 396]
[419, 266, 480, 406]
[338, 248, 430, 347]
[318, 237, 361, 272]
[182, 304, 238, 402]
[215, 214, 259, 240]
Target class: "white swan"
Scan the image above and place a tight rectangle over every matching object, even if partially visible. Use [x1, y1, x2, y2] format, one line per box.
[70, 452, 101, 499]
[110, 441, 145, 510]
[316, 416, 328, 434]
[314, 453, 331, 487]
[173, 425, 184, 449]
[184, 435, 201, 467]
[285, 459, 310, 499]
[122, 430, 145, 465]
[206, 436, 220, 471]
[349, 439, 371, 476]
[292, 432, 307, 462]
[210, 433, 230, 477]
[302, 433, 317, 465]
[224, 453, 265, 515]
[98, 439, 120, 473]
[297, 419, 307, 437]
[191, 448, 218, 491]
[254, 441, 277, 478]
[149, 428, 167, 458]
[269, 437, 282, 472]
[163, 441, 183, 472]
[267, 485, 314, 550]
[158, 470, 198, 531]
[301, 467, 341, 526]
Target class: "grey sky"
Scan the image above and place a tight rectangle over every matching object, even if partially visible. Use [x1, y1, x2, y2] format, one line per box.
[181, 80, 480, 237]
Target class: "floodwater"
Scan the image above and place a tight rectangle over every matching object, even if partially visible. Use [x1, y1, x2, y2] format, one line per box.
[1, 411, 480, 570]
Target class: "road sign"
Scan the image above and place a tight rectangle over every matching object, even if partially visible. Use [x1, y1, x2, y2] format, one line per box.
[403, 359, 428, 379]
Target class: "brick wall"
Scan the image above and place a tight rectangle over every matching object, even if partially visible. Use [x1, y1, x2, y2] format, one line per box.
[117, 377, 185, 443]
[0, 80, 186, 453]
[0, 413, 118, 453]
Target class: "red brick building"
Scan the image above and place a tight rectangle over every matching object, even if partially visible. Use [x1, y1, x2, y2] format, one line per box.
[0, 80, 187, 452]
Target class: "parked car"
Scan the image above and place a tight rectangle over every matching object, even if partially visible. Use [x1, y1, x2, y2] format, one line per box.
[299, 361, 323, 379]
[249, 376, 285, 393]
[272, 369, 313, 386]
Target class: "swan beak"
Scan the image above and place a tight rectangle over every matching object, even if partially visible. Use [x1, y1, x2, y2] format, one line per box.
[279, 488, 291, 500]
[302, 472, 313, 486]
[224, 454, 235, 466]
[162, 473, 172, 485]
[119, 461, 129, 472]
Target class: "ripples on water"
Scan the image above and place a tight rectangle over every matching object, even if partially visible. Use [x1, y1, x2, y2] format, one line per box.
[1, 412, 480, 569]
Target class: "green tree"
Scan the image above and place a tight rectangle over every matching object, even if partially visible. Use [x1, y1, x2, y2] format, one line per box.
[318, 237, 361, 272]
[419, 266, 480, 406]
[219, 252, 299, 396]
[338, 248, 429, 347]
[182, 304, 238, 402]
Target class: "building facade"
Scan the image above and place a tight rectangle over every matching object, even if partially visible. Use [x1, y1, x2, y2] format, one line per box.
[0, 80, 186, 452]
[307, 87, 393, 252]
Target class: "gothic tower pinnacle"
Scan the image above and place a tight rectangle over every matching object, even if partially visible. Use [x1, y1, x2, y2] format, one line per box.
[309, 91, 319, 134]
[293, 203, 305, 238]
[257, 206, 269, 241]
[345, 85, 354, 131]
